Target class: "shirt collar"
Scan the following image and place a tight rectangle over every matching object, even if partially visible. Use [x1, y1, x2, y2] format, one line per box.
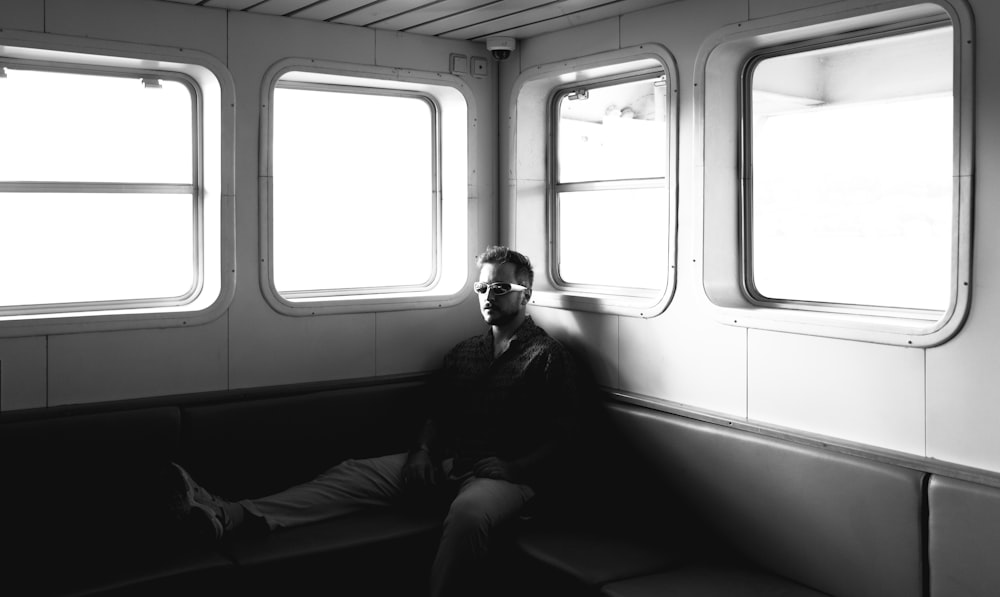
[483, 315, 538, 348]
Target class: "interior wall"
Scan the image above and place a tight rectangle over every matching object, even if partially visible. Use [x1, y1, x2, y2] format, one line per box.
[503, 0, 1000, 475]
[0, 0, 496, 409]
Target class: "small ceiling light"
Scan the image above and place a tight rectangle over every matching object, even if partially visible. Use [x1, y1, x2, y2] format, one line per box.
[141, 77, 162, 89]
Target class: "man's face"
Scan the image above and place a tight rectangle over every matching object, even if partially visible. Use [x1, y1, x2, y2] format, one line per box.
[477, 262, 528, 327]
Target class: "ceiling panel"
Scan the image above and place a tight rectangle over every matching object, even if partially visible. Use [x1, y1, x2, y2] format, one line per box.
[157, 0, 679, 41]
[371, 1, 498, 32]
[244, 0, 318, 14]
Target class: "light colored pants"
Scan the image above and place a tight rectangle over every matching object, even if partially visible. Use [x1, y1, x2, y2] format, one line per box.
[240, 453, 535, 597]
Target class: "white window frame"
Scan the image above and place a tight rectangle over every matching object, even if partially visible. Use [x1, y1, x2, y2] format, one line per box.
[550, 71, 670, 296]
[259, 60, 472, 315]
[0, 31, 236, 337]
[696, 0, 973, 347]
[509, 45, 678, 318]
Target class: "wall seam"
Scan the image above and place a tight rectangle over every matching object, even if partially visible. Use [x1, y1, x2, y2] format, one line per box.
[745, 327, 750, 420]
[45, 335, 50, 407]
[923, 347, 928, 458]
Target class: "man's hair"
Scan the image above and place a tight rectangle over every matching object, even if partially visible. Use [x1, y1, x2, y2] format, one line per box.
[476, 246, 534, 288]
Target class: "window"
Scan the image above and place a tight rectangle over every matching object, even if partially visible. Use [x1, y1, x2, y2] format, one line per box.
[271, 84, 437, 295]
[746, 27, 953, 313]
[553, 74, 669, 291]
[0, 64, 206, 316]
[508, 46, 677, 318]
[698, 0, 972, 346]
[261, 64, 470, 314]
[0, 38, 233, 335]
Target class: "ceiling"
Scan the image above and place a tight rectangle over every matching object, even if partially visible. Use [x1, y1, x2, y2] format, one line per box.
[157, 0, 677, 41]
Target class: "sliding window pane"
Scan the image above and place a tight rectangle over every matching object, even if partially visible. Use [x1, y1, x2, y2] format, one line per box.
[0, 69, 193, 184]
[0, 193, 196, 307]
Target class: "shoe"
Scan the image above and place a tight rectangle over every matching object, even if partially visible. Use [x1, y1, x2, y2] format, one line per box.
[168, 462, 232, 540]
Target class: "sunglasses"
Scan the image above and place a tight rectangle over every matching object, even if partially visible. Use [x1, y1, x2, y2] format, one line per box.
[473, 282, 528, 296]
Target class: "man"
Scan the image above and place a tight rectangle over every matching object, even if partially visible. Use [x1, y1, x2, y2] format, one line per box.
[171, 246, 580, 597]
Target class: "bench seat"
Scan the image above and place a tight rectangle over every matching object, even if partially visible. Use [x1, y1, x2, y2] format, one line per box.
[5, 380, 1000, 597]
[601, 565, 831, 597]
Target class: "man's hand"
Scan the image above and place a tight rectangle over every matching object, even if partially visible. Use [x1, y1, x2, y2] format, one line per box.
[402, 448, 437, 488]
[472, 457, 523, 483]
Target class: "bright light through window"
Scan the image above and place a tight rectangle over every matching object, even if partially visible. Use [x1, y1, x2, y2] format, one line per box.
[0, 194, 195, 305]
[554, 75, 668, 290]
[749, 27, 953, 312]
[0, 69, 192, 183]
[0, 67, 198, 311]
[272, 85, 435, 294]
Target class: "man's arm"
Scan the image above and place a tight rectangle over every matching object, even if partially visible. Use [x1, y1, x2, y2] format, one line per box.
[471, 442, 556, 484]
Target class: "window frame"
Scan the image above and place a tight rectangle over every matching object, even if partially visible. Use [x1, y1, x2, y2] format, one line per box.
[259, 60, 473, 316]
[508, 45, 679, 319]
[269, 80, 443, 299]
[0, 61, 204, 316]
[696, 0, 973, 347]
[740, 24, 954, 319]
[549, 69, 670, 298]
[0, 30, 235, 337]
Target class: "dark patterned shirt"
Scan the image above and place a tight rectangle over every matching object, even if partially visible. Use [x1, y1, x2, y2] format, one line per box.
[431, 316, 579, 480]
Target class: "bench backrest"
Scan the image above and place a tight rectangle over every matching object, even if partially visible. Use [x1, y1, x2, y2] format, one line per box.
[605, 402, 926, 597]
[928, 475, 1000, 597]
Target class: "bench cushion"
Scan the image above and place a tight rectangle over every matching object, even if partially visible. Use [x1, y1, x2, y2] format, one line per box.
[601, 565, 830, 597]
[515, 524, 686, 587]
[0, 406, 234, 597]
[605, 402, 926, 597]
[179, 383, 429, 499]
[928, 475, 1000, 597]
[223, 509, 442, 596]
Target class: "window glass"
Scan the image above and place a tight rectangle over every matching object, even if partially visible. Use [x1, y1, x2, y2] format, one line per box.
[749, 27, 953, 311]
[0, 66, 199, 312]
[557, 188, 668, 289]
[0, 194, 195, 306]
[557, 77, 667, 183]
[554, 74, 668, 291]
[271, 86, 435, 294]
[0, 69, 192, 184]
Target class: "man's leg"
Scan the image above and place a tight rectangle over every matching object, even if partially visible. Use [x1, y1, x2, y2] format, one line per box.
[173, 453, 411, 537]
[430, 475, 535, 597]
[242, 452, 410, 530]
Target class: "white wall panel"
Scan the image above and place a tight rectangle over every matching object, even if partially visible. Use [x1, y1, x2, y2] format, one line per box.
[45, 0, 227, 60]
[620, 297, 748, 417]
[749, 0, 844, 20]
[529, 307, 621, 389]
[227, 9, 374, 73]
[621, 0, 744, 71]
[375, 296, 484, 377]
[925, 0, 1000, 473]
[0, 337, 46, 411]
[48, 316, 228, 405]
[749, 330, 926, 455]
[519, 17, 619, 71]
[0, 0, 43, 31]
[228, 301, 377, 388]
[375, 28, 489, 73]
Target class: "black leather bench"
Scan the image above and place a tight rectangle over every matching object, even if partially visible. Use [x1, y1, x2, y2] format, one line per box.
[4, 381, 1000, 597]
[509, 399, 926, 597]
